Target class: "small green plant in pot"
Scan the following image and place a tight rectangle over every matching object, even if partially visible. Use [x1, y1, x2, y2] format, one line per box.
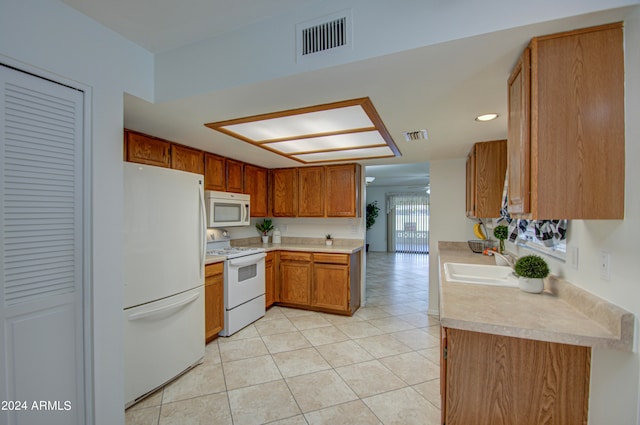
[493, 225, 508, 254]
[256, 219, 274, 243]
[325, 234, 333, 246]
[514, 255, 550, 294]
[365, 201, 380, 252]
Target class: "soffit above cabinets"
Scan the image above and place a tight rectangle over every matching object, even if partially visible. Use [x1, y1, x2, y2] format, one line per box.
[204, 97, 401, 164]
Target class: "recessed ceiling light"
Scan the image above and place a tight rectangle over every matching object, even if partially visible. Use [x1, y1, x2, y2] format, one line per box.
[475, 113, 499, 122]
[204, 97, 401, 164]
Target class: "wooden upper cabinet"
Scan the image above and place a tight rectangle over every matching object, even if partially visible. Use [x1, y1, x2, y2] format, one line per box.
[465, 151, 475, 217]
[271, 168, 298, 217]
[226, 159, 244, 193]
[508, 23, 624, 219]
[466, 140, 507, 219]
[507, 48, 531, 216]
[204, 153, 226, 191]
[171, 143, 204, 174]
[326, 164, 361, 217]
[244, 164, 269, 217]
[125, 130, 171, 168]
[298, 166, 325, 217]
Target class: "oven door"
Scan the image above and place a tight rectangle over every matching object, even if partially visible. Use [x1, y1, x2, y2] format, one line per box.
[225, 252, 266, 308]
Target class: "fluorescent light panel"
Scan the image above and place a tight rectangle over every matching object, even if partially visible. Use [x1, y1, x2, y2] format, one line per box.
[204, 97, 400, 164]
[293, 146, 395, 163]
[265, 131, 386, 154]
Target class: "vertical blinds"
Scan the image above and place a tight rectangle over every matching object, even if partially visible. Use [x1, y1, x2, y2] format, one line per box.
[387, 192, 429, 254]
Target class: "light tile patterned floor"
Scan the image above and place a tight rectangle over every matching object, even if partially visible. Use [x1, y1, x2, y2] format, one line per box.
[125, 252, 440, 425]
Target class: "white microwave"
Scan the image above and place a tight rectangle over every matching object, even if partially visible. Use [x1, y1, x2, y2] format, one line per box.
[204, 190, 250, 227]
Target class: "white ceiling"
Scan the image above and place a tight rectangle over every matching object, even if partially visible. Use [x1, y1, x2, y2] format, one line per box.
[61, 1, 633, 188]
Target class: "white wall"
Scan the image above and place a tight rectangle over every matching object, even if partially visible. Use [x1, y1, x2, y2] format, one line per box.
[1, 1, 153, 424]
[154, 0, 640, 103]
[427, 159, 475, 316]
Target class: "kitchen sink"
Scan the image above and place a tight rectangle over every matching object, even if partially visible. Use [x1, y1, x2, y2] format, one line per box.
[443, 262, 519, 288]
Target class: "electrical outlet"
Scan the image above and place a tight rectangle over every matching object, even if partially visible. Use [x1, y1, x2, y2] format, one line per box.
[599, 251, 611, 281]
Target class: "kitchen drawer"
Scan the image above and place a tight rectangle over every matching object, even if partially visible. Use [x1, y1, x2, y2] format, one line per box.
[280, 252, 312, 262]
[205, 262, 224, 278]
[314, 253, 348, 265]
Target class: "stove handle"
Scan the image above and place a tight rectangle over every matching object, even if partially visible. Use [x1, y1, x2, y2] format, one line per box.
[227, 253, 266, 268]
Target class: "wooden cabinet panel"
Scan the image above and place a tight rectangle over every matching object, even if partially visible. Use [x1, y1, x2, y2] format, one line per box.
[298, 166, 325, 217]
[226, 159, 244, 193]
[507, 48, 531, 216]
[279, 254, 311, 306]
[440, 327, 448, 425]
[271, 168, 298, 217]
[244, 164, 269, 217]
[465, 151, 475, 217]
[508, 23, 624, 219]
[204, 263, 224, 342]
[312, 262, 349, 311]
[204, 153, 226, 191]
[171, 143, 204, 174]
[265, 252, 276, 308]
[325, 164, 360, 217]
[275, 251, 359, 315]
[466, 140, 507, 218]
[444, 328, 590, 425]
[125, 130, 171, 167]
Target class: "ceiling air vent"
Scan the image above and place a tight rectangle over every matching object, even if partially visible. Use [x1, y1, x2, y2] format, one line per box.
[296, 10, 352, 62]
[403, 130, 429, 142]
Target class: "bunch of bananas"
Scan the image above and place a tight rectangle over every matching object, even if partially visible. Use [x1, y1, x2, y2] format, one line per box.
[473, 223, 486, 240]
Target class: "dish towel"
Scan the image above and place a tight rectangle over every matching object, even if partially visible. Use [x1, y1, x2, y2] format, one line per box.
[498, 173, 567, 245]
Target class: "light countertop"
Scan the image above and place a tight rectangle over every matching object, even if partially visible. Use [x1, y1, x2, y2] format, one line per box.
[205, 238, 364, 265]
[438, 242, 634, 351]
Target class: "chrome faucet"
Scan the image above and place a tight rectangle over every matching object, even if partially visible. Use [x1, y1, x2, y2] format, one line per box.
[489, 251, 514, 267]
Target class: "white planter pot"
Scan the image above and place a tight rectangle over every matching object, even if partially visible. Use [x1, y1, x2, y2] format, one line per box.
[325, 239, 333, 246]
[519, 277, 544, 294]
[262, 235, 269, 244]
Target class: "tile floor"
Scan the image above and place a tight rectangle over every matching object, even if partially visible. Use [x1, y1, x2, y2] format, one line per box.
[125, 252, 441, 425]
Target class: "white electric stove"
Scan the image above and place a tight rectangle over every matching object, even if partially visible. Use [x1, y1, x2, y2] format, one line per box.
[207, 229, 266, 336]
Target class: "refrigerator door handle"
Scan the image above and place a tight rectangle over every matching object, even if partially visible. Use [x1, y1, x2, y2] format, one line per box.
[127, 292, 200, 321]
[199, 182, 206, 278]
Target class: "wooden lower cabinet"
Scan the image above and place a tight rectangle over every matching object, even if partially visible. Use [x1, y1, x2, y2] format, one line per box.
[312, 254, 349, 311]
[265, 252, 276, 308]
[441, 327, 591, 425]
[204, 262, 224, 343]
[278, 252, 312, 306]
[276, 250, 360, 315]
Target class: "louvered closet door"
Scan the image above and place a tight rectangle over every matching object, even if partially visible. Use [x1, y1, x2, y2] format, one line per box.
[0, 65, 86, 425]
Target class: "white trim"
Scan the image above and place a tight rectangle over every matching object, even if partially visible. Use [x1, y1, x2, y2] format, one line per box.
[0, 54, 94, 425]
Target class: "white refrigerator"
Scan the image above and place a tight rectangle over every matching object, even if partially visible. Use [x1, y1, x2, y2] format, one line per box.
[123, 162, 206, 407]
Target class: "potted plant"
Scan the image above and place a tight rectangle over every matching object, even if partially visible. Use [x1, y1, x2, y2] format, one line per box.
[256, 219, 274, 244]
[365, 201, 380, 251]
[493, 225, 509, 254]
[514, 255, 550, 293]
[325, 234, 333, 246]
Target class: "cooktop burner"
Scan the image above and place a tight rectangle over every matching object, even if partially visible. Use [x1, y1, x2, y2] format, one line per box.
[206, 246, 265, 259]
